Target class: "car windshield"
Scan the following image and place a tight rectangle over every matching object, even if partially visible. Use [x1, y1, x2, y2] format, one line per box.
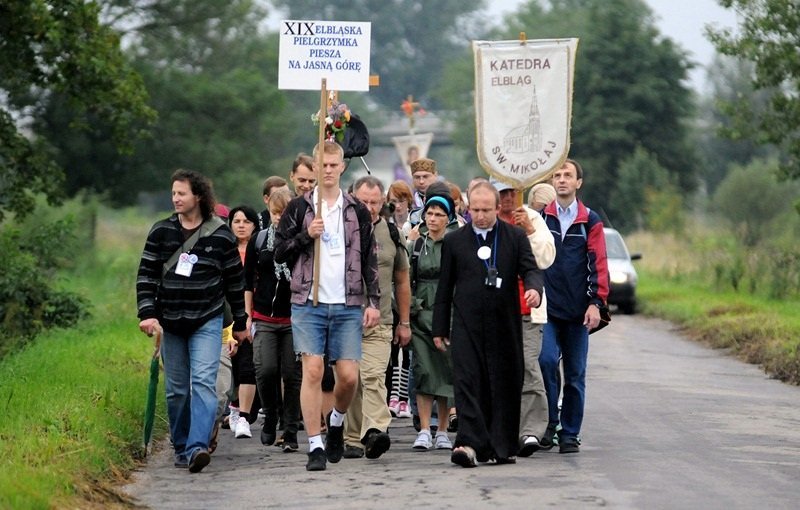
[605, 232, 628, 259]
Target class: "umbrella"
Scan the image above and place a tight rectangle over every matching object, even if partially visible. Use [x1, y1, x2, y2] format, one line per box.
[143, 326, 162, 455]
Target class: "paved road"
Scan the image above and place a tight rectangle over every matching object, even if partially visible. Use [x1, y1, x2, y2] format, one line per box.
[124, 316, 800, 509]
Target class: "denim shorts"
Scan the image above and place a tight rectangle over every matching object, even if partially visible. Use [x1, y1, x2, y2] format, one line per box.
[291, 301, 363, 361]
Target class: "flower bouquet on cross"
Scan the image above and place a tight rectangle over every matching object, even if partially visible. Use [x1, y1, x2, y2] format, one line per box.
[312, 98, 351, 143]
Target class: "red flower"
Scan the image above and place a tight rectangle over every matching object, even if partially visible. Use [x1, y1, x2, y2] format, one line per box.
[334, 120, 343, 129]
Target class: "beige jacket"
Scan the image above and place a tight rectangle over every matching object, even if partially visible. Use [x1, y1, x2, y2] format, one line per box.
[524, 206, 556, 324]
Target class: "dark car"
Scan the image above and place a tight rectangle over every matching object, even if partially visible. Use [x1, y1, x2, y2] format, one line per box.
[604, 228, 642, 314]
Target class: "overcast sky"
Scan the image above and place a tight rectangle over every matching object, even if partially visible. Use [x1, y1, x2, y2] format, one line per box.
[489, 0, 739, 92]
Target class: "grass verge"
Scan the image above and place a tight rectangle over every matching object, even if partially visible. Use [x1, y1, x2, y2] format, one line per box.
[0, 208, 164, 508]
[629, 231, 800, 385]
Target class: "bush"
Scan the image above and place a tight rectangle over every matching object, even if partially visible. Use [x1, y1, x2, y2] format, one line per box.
[0, 199, 94, 357]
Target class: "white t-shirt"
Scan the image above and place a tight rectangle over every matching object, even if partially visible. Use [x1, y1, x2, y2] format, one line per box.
[311, 188, 346, 304]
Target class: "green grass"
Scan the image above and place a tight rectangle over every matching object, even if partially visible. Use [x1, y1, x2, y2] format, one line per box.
[0, 207, 165, 509]
[633, 235, 800, 385]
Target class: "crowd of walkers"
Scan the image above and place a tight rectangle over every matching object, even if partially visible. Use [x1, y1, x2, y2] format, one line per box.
[136, 141, 609, 473]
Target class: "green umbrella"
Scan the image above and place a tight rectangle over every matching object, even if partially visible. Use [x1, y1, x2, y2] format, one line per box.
[143, 328, 162, 455]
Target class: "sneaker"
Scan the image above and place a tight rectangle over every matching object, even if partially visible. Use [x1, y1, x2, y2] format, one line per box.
[412, 430, 433, 450]
[540, 425, 558, 450]
[396, 401, 412, 418]
[364, 429, 391, 459]
[388, 398, 400, 417]
[260, 410, 278, 446]
[494, 456, 517, 464]
[227, 405, 240, 434]
[281, 432, 299, 453]
[447, 413, 458, 433]
[518, 435, 541, 457]
[306, 447, 327, 471]
[324, 411, 344, 463]
[234, 416, 252, 439]
[173, 453, 189, 468]
[434, 432, 453, 450]
[188, 449, 210, 473]
[343, 444, 365, 459]
[208, 421, 221, 455]
[559, 437, 580, 454]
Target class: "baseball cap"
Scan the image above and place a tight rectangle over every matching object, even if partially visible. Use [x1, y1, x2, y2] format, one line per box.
[489, 178, 515, 193]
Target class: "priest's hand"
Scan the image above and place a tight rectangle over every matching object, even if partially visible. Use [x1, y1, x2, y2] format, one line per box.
[433, 336, 449, 352]
[524, 289, 541, 309]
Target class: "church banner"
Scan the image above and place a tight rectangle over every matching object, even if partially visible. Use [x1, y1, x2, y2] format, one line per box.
[473, 38, 578, 188]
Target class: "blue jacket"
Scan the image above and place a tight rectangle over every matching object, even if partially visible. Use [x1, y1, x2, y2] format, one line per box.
[542, 200, 609, 322]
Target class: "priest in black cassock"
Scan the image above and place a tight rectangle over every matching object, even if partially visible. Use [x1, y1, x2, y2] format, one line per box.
[432, 181, 543, 467]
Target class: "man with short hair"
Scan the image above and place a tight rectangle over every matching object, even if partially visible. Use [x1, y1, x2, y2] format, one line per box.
[341, 175, 412, 460]
[274, 141, 380, 471]
[136, 169, 248, 473]
[539, 159, 609, 454]
[433, 181, 543, 467]
[408, 157, 438, 227]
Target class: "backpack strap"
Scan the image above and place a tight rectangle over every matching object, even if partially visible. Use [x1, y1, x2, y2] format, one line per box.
[162, 216, 226, 277]
[255, 228, 269, 252]
[387, 221, 407, 255]
[409, 237, 424, 294]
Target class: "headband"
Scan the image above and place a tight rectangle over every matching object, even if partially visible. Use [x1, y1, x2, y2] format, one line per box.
[425, 195, 454, 220]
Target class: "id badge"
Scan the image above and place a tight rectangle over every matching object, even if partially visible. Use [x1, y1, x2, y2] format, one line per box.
[328, 233, 344, 256]
[175, 253, 195, 277]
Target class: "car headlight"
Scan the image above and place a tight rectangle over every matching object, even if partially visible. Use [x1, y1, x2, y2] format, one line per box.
[610, 271, 629, 284]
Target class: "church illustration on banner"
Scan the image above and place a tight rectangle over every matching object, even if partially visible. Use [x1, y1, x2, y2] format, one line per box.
[502, 86, 542, 154]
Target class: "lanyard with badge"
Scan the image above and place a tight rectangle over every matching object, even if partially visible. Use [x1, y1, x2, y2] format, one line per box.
[321, 205, 344, 256]
[476, 229, 501, 289]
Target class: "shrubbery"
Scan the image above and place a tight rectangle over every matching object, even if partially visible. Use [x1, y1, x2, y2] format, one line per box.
[0, 198, 94, 357]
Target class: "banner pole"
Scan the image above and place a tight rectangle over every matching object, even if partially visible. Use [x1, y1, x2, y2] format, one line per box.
[312, 78, 327, 306]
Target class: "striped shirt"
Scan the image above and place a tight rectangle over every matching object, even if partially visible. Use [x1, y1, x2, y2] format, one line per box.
[136, 215, 247, 336]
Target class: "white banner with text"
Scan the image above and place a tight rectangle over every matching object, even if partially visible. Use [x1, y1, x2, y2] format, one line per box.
[279, 20, 371, 91]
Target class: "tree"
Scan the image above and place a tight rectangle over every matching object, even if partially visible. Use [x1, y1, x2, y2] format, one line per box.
[0, 0, 154, 220]
[712, 158, 798, 246]
[38, 0, 291, 207]
[269, 0, 485, 110]
[695, 55, 775, 193]
[610, 146, 680, 233]
[707, 0, 800, 180]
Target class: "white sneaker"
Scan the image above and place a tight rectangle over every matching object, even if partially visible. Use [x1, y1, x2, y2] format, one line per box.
[434, 432, 452, 450]
[234, 416, 252, 438]
[412, 430, 432, 450]
[228, 405, 240, 435]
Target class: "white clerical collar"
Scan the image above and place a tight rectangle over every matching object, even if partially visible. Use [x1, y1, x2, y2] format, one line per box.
[472, 224, 495, 239]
